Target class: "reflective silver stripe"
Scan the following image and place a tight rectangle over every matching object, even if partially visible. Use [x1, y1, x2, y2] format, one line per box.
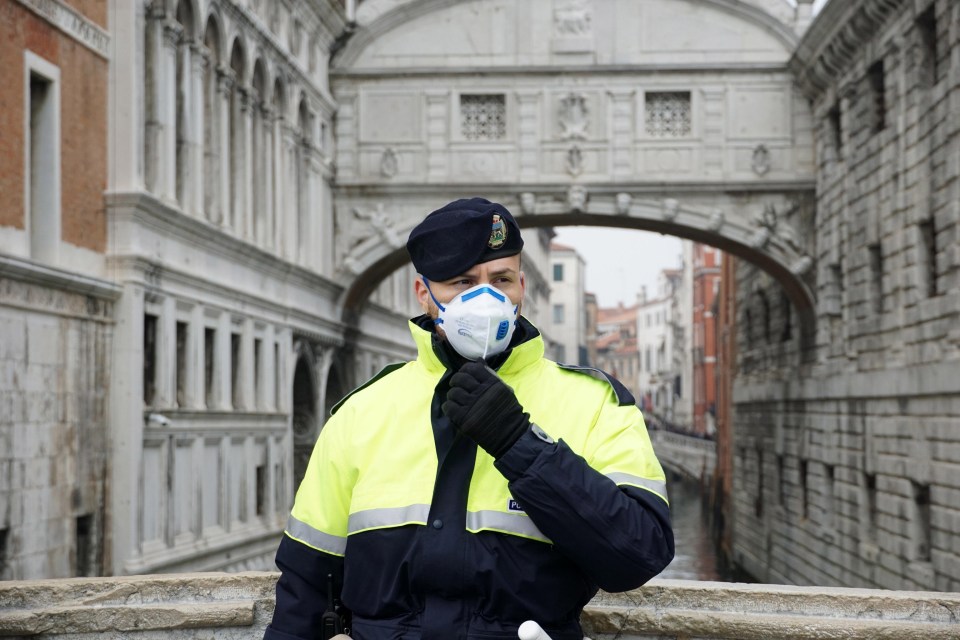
[466, 510, 550, 543]
[606, 472, 669, 500]
[348, 504, 431, 533]
[286, 514, 347, 556]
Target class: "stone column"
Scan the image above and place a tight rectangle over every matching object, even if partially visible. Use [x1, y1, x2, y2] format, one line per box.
[272, 115, 286, 257]
[283, 124, 301, 262]
[187, 304, 204, 409]
[264, 324, 277, 411]
[159, 20, 182, 202]
[425, 90, 449, 181]
[261, 106, 276, 250]
[202, 52, 220, 223]
[241, 88, 255, 241]
[607, 89, 635, 177]
[516, 91, 540, 181]
[188, 42, 207, 218]
[307, 154, 322, 271]
[143, 9, 164, 195]
[158, 296, 177, 408]
[216, 312, 231, 410]
[241, 318, 255, 411]
[700, 86, 726, 177]
[215, 67, 234, 228]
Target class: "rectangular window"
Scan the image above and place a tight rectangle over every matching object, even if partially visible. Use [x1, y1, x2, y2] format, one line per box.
[175, 321, 188, 408]
[231, 332, 242, 409]
[755, 448, 764, 518]
[868, 243, 883, 314]
[800, 459, 809, 520]
[916, 6, 938, 88]
[867, 61, 886, 133]
[254, 337, 263, 409]
[553, 263, 564, 282]
[918, 218, 939, 297]
[552, 303, 565, 324]
[460, 94, 506, 141]
[825, 464, 835, 527]
[828, 103, 842, 160]
[143, 314, 158, 406]
[776, 455, 786, 506]
[25, 53, 61, 265]
[75, 514, 93, 577]
[256, 464, 267, 516]
[864, 472, 878, 539]
[204, 327, 216, 408]
[0, 527, 8, 578]
[274, 342, 281, 411]
[912, 482, 932, 562]
[645, 91, 692, 137]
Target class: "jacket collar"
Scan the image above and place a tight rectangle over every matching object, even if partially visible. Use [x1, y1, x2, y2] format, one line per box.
[409, 315, 544, 377]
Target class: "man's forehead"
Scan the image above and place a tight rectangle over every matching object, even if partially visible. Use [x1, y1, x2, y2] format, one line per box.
[454, 257, 521, 279]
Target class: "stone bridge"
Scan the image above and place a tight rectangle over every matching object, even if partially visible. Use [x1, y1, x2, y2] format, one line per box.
[649, 429, 718, 485]
[1, 573, 958, 639]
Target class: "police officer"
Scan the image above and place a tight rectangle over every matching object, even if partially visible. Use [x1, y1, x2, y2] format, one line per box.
[264, 198, 674, 640]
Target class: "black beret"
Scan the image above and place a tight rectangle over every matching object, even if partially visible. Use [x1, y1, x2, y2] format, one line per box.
[406, 197, 524, 281]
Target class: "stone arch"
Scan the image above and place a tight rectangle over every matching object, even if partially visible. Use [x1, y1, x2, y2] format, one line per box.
[291, 344, 317, 493]
[335, 0, 800, 68]
[337, 196, 817, 347]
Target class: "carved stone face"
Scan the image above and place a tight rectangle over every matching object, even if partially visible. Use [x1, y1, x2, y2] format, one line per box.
[616, 192, 632, 215]
[520, 192, 536, 215]
[568, 185, 587, 211]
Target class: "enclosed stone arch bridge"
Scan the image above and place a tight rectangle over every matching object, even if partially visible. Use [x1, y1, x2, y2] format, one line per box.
[329, 0, 820, 347]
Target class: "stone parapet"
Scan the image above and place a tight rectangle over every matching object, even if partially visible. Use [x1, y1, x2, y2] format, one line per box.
[2, 573, 959, 639]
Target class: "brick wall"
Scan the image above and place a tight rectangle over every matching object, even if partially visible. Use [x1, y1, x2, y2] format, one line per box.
[0, 0, 107, 252]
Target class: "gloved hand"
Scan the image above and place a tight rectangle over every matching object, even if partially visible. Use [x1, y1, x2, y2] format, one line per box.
[443, 361, 530, 459]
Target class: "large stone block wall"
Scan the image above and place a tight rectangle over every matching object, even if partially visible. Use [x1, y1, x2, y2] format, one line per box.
[731, 0, 960, 591]
[0, 269, 115, 580]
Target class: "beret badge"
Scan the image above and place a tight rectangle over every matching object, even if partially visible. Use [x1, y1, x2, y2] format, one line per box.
[488, 214, 507, 249]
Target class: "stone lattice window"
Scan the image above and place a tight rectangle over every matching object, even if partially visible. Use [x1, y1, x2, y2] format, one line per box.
[460, 94, 506, 140]
[645, 91, 692, 137]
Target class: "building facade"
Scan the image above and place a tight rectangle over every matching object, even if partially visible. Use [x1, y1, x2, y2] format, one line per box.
[692, 244, 721, 435]
[594, 303, 639, 397]
[547, 242, 587, 365]
[0, 0, 114, 580]
[724, 0, 960, 591]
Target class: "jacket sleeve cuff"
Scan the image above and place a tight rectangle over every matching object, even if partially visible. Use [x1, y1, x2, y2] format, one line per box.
[494, 423, 555, 481]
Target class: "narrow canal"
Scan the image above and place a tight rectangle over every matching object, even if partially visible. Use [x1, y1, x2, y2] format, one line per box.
[657, 475, 741, 582]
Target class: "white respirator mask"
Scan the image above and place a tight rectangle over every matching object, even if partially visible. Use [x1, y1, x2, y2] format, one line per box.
[426, 280, 519, 361]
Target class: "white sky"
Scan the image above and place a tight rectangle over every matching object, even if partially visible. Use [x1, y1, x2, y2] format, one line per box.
[552, 227, 683, 308]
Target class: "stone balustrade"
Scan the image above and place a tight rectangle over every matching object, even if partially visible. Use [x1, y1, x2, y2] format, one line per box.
[2, 573, 959, 639]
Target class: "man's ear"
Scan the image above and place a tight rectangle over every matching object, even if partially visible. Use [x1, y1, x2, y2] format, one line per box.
[414, 277, 431, 314]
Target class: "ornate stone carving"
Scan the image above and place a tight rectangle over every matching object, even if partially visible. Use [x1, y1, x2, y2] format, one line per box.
[707, 208, 725, 231]
[752, 145, 771, 176]
[661, 198, 679, 222]
[558, 93, 589, 140]
[567, 185, 587, 212]
[554, 0, 592, 36]
[380, 148, 398, 178]
[519, 192, 537, 215]
[615, 192, 632, 215]
[566, 145, 583, 176]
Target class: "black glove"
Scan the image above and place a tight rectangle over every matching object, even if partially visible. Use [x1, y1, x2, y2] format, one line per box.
[443, 361, 530, 459]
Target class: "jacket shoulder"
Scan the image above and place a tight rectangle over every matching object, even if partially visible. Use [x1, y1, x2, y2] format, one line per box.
[329, 362, 407, 416]
[554, 363, 636, 407]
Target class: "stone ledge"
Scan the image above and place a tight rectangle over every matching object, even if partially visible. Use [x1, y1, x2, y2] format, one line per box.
[2, 573, 959, 639]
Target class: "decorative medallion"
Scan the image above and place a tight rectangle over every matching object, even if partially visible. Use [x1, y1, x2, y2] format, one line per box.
[489, 214, 507, 249]
[752, 144, 771, 176]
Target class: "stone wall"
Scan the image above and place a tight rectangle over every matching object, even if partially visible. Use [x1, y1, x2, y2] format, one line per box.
[0, 259, 118, 580]
[730, 0, 960, 591]
[2, 573, 959, 639]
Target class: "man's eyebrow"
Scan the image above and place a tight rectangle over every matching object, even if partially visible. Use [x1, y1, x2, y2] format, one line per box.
[487, 267, 518, 277]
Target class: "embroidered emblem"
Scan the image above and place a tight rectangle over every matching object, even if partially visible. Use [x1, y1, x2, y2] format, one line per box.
[489, 214, 507, 249]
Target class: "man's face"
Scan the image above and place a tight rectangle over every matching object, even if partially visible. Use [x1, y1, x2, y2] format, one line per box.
[414, 255, 525, 334]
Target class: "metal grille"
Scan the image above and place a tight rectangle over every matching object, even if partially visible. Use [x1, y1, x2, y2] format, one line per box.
[460, 94, 506, 140]
[645, 92, 692, 137]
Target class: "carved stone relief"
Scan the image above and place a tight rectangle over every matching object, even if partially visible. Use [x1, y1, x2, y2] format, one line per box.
[519, 192, 537, 215]
[566, 145, 583, 176]
[752, 144, 771, 176]
[567, 185, 588, 212]
[707, 208, 725, 231]
[661, 198, 679, 221]
[554, 0, 592, 36]
[337, 203, 405, 274]
[558, 93, 589, 140]
[380, 148, 399, 178]
[616, 192, 632, 215]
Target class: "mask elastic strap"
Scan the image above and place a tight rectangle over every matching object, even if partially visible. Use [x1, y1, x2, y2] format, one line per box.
[423, 278, 446, 323]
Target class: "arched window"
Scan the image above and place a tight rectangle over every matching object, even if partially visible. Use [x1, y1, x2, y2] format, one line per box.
[228, 39, 245, 233]
[202, 16, 221, 223]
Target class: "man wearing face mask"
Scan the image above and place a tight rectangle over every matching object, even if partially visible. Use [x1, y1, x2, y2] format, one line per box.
[264, 198, 674, 640]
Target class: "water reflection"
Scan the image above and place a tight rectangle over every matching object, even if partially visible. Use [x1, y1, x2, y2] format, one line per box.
[658, 475, 728, 581]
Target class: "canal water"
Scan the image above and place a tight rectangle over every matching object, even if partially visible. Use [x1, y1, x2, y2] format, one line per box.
[657, 475, 738, 582]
